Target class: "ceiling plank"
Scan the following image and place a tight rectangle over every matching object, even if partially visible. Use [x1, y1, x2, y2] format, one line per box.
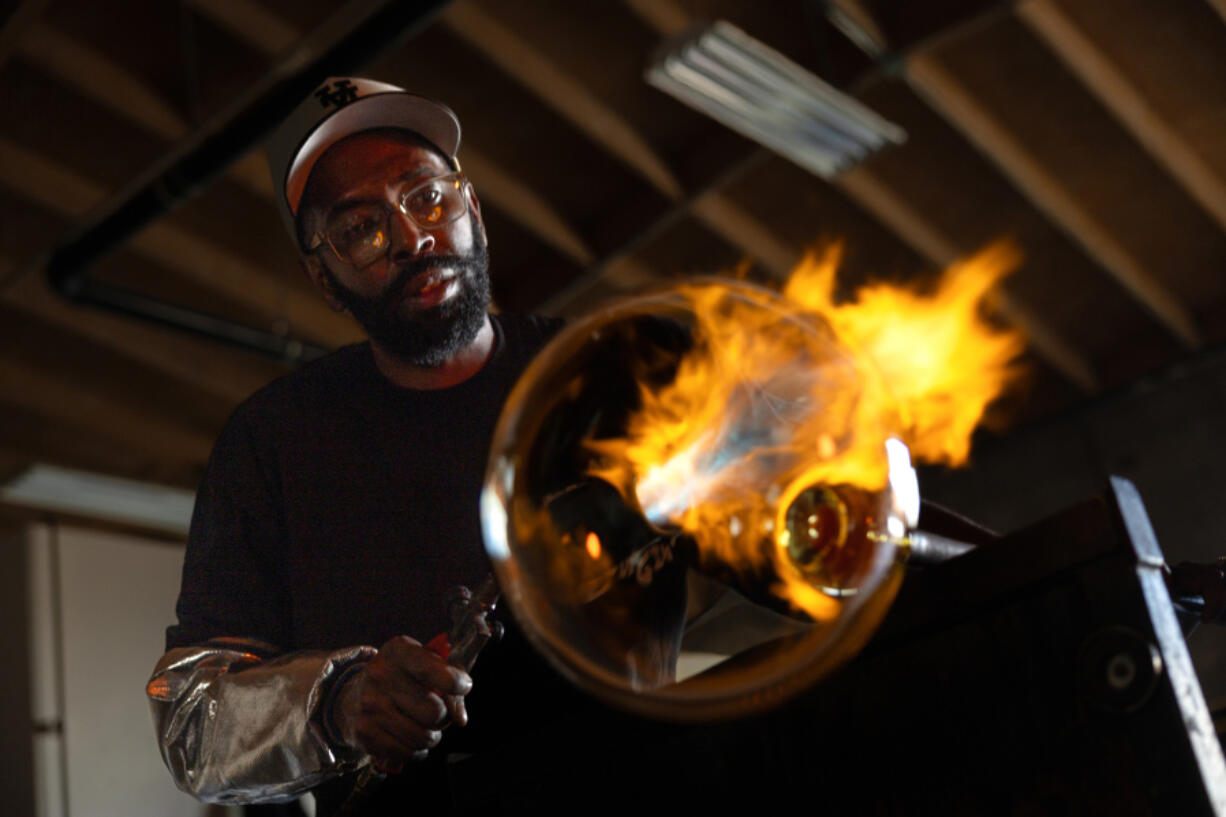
[193, 2, 594, 268]
[837, 165, 1100, 393]
[621, 0, 689, 37]
[440, 1, 684, 201]
[0, 0, 49, 69]
[622, 0, 1094, 391]
[905, 52, 1202, 349]
[1018, 0, 1226, 235]
[0, 256, 272, 403]
[602, 257, 662, 292]
[1207, 0, 1226, 26]
[15, 22, 273, 198]
[0, 355, 214, 464]
[203, 1, 782, 314]
[689, 193, 798, 279]
[182, 0, 298, 56]
[460, 149, 595, 265]
[18, 22, 185, 139]
[0, 407, 197, 488]
[560, 256, 662, 312]
[0, 138, 357, 346]
[835, 166, 961, 264]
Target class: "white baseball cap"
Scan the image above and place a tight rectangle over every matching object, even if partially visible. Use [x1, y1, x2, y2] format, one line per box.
[265, 76, 462, 246]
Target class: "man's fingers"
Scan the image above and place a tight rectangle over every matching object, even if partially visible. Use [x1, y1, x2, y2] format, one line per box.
[445, 693, 468, 728]
[385, 681, 450, 727]
[358, 715, 441, 764]
[382, 636, 473, 696]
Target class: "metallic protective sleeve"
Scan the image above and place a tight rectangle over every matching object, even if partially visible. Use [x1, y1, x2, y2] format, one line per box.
[146, 642, 377, 804]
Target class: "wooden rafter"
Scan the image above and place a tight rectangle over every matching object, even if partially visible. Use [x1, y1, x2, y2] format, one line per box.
[544, 255, 663, 317]
[182, 0, 298, 57]
[192, 0, 594, 268]
[0, 138, 358, 347]
[0, 355, 214, 464]
[191, 0, 767, 309]
[627, 0, 1096, 393]
[459, 151, 595, 266]
[689, 193, 798, 279]
[1018, 0, 1226, 235]
[837, 166, 1100, 393]
[621, 0, 689, 37]
[442, 2, 684, 200]
[0, 258, 271, 403]
[906, 53, 1202, 349]
[0, 0, 48, 69]
[14, 22, 273, 198]
[1207, 0, 1226, 27]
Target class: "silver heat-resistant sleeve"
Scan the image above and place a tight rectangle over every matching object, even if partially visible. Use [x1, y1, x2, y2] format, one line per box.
[146, 642, 377, 804]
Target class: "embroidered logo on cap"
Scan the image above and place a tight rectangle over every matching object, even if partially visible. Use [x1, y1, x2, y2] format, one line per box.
[314, 79, 359, 110]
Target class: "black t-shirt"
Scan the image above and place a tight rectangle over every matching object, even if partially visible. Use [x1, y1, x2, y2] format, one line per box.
[169, 312, 564, 655]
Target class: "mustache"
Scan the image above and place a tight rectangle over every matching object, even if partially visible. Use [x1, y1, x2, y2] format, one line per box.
[381, 254, 470, 304]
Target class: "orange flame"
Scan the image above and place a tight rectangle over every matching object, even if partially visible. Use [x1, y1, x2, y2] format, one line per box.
[585, 241, 1026, 618]
[784, 241, 1026, 465]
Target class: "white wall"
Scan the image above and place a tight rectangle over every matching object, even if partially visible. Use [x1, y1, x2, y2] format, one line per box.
[27, 522, 212, 817]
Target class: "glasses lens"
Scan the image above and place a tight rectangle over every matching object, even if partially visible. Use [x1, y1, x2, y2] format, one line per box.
[402, 175, 465, 228]
[327, 204, 389, 267]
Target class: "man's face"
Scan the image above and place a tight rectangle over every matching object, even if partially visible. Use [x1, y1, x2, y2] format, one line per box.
[298, 130, 491, 367]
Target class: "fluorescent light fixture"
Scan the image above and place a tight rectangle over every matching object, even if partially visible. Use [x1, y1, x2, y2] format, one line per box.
[647, 20, 905, 178]
[1, 464, 195, 535]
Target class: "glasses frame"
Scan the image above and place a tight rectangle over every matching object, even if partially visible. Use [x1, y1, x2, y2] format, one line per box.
[307, 171, 469, 268]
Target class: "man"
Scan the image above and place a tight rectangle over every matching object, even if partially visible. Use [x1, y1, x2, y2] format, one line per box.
[146, 77, 569, 814]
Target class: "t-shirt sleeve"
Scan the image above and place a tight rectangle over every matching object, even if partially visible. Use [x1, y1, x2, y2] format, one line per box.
[166, 401, 292, 652]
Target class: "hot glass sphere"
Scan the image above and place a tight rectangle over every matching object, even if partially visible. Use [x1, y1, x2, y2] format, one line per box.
[482, 281, 918, 721]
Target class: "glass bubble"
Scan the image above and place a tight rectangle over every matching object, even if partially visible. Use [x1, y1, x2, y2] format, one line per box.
[482, 281, 916, 720]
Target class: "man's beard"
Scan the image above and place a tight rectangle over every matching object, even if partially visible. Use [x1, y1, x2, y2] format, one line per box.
[323, 235, 491, 367]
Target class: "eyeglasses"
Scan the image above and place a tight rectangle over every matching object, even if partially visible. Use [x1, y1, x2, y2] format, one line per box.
[308, 172, 469, 268]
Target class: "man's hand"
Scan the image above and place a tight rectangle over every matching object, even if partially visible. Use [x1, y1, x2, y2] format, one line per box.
[331, 635, 472, 767]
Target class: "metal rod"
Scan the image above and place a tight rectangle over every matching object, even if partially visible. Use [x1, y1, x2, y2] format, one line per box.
[904, 530, 978, 565]
[71, 277, 328, 362]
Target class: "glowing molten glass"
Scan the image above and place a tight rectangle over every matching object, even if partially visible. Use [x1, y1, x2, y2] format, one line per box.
[481, 243, 1023, 720]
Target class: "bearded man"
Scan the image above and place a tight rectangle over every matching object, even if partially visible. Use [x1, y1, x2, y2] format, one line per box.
[145, 78, 570, 815]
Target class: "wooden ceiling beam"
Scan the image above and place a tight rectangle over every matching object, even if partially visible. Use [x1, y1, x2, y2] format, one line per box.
[621, 0, 689, 37]
[624, 0, 1095, 392]
[0, 409, 196, 489]
[905, 53, 1202, 349]
[689, 193, 798, 279]
[836, 166, 1100, 393]
[459, 150, 595, 265]
[188, 0, 789, 310]
[15, 22, 273, 198]
[0, 0, 48, 69]
[190, 1, 596, 268]
[548, 256, 663, 316]
[1018, 0, 1226, 236]
[1207, 0, 1226, 27]
[0, 138, 357, 347]
[0, 255, 271, 404]
[442, 1, 684, 201]
[0, 355, 214, 465]
[182, 0, 298, 57]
